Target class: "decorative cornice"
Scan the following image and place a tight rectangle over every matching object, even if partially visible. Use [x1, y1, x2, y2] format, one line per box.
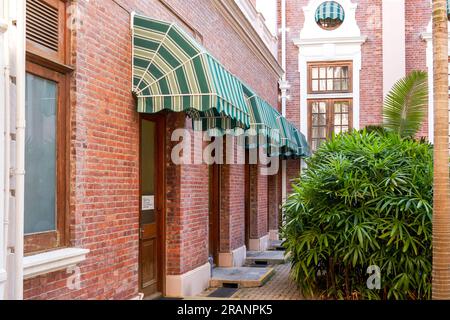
[234, 0, 278, 55]
[213, 0, 283, 78]
[293, 36, 367, 47]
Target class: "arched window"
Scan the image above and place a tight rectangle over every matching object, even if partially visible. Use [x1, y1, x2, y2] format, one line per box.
[315, 1, 345, 30]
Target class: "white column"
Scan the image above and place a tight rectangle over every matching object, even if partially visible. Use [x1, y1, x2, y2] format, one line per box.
[0, 0, 8, 301]
[382, 0, 406, 98]
[280, 0, 288, 204]
[13, 0, 26, 300]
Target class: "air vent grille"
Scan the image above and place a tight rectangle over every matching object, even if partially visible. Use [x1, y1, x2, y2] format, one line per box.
[26, 0, 59, 52]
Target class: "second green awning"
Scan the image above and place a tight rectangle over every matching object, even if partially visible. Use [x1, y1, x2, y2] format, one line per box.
[132, 14, 250, 132]
[243, 86, 281, 150]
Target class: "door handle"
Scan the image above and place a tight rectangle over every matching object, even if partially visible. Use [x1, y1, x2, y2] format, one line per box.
[139, 227, 144, 239]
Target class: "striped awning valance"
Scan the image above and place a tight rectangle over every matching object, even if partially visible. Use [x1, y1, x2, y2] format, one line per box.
[277, 116, 310, 158]
[243, 86, 281, 150]
[132, 14, 250, 132]
[315, 1, 345, 22]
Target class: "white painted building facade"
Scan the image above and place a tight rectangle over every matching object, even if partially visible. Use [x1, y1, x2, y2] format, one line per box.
[1, 0, 25, 300]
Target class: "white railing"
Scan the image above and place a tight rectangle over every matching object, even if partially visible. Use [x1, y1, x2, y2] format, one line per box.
[234, 0, 278, 58]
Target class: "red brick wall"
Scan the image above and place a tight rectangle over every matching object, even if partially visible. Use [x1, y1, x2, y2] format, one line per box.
[405, 1, 430, 75]
[220, 143, 246, 252]
[165, 114, 210, 276]
[405, 0, 431, 138]
[280, 0, 305, 196]
[248, 165, 269, 239]
[268, 172, 280, 231]
[178, 123, 210, 274]
[357, 0, 384, 127]
[24, 0, 279, 300]
[286, 160, 300, 194]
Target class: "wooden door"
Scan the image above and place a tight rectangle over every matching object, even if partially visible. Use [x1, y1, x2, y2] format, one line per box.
[140, 117, 164, 297]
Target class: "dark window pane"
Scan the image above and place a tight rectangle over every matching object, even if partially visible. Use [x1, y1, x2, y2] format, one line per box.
[319, 114, 326, 125]
[312, 114, 319, 126]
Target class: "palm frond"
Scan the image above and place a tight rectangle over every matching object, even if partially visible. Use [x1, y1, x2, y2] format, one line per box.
[383, 71, 428, 138]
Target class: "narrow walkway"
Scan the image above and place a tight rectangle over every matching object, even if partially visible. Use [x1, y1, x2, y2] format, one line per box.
[198, 263, 303, 300]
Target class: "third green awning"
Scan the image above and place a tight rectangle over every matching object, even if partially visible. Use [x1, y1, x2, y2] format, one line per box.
[277, 116, 310, 158]
[132, 14, 250, 132]
[243, 85, 309, 158]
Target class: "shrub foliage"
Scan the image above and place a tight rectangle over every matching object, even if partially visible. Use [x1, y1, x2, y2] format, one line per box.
[283, 130, 432, 299]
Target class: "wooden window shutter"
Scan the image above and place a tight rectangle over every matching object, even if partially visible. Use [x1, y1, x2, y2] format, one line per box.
[26, 0, 67, 65]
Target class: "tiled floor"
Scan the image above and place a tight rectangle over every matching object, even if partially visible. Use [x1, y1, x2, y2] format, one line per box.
[198, 263, 303, 300]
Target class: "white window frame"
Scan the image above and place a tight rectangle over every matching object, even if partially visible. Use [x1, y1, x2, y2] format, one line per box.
[293, 0, 366, 143]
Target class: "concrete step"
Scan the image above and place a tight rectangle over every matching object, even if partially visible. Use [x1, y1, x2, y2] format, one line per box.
[268, 239, 285, 251]
[210, 267, 274, 288]
[245, 250, 287, 265]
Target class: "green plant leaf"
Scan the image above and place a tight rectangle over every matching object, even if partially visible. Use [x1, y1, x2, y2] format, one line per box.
[383, 71, 428, 138]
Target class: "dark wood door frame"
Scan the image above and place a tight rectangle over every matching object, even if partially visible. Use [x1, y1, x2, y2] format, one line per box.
[209, 164, 221, 265]
[139, 113, 166, 297]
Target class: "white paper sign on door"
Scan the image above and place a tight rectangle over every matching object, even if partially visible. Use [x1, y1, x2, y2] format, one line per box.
[142, 195, 154, 210]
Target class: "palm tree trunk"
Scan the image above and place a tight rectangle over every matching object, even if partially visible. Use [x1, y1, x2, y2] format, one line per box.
[432, 0, 450, 300]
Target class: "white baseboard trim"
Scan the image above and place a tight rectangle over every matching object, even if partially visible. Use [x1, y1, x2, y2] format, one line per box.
[248, 234, 270, 251]
[165, 262, 211, 298]
[218, 245, 246, 267]
[130, 293, 144, 300]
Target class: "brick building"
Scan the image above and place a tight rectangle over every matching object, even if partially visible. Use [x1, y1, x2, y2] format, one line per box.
[278, 0, 442, 194]
[0, 0, 447, 300]
[2, 0, 310, 300]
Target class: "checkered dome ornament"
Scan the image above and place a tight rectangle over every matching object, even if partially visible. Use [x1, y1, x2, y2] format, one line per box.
[315, 1, 345, 30]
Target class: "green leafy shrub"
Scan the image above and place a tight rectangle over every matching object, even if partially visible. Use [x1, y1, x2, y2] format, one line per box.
[283, 130, 432, 300]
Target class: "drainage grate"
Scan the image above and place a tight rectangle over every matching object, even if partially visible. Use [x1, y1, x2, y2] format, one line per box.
[254, 260, 269, 266]
[208, 287, 238, 298]
[222, 282, 239, 289]
[248, 264, 268, 268]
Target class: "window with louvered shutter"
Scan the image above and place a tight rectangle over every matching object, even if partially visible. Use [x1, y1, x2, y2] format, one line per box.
[26, 0, 67, 65]
[24, 0, 70, 253]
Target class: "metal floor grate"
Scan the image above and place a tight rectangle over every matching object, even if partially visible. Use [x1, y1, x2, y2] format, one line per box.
[207, 287, 238, 298]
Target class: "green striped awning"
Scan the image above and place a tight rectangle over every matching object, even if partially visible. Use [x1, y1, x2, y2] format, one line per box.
[243, 86, 281, 152]
[315, 1, 345, 23]
[448, 0, 450, 18]
[132, 14, 250, 133]
[277, 117, 309, 158]
[293, 127, 310, 158]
